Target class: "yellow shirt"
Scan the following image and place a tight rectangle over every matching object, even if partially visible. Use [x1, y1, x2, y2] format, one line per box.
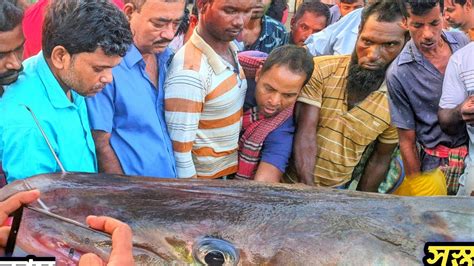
[297, 55, 398, 187]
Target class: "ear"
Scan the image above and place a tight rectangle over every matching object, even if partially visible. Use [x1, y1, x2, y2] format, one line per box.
[466, 0, 473, 11]
[255, 65, 263, 82]
[290, 17, 296, 30]
[50, 46, 71, 70]
[190, 15, 198, 26]
[401, 17, 409, 30]
[123, 3, 136, 20]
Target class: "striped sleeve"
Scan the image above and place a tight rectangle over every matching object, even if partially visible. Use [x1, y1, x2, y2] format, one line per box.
[164, 69, 206, 178]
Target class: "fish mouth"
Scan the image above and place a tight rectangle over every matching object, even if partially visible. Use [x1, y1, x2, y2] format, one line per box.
[192, 237, 240, 266]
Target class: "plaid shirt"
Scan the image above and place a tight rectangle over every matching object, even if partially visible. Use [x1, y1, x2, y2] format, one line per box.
[236, 15, 288, 54]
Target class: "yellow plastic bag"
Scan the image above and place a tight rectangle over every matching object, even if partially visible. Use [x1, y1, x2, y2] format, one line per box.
[393, 168, 447, 196]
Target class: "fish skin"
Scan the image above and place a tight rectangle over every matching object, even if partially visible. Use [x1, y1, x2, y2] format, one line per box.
[1, 173, 473, 265]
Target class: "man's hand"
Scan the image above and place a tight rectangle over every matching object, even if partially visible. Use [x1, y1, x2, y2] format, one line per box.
[0, 190, 40, 256]
[460, 96, 474, 125]
[79, 216, 134, 266]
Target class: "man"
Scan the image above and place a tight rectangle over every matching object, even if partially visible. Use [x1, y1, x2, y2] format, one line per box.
[237, 45, 313, 181]
[22, 0, 124, 59]
[237, 0, 288, 53]
[164, 0, 254, 178]
[438, 42, 474, 196]
[387, 0, 469, 195]
[87, 0, 185, 178]
[0, 0, 24, 97]
[0, 190, 134, 265]
[0, 0, 25, 187]
[292, 0, 407, 190]
[328, 0, 365, 25]
[444, 0, 474, 39]
[289, 1, 330, 46]
[0, 0, 132, 182]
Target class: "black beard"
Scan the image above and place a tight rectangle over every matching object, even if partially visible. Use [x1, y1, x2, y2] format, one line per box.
[346, 53, 386, 101]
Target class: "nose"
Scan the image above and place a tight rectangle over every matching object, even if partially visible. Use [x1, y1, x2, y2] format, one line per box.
[161, 23, 176, 41]
[366, 45, 381, 62]
[5, 52, 22, 71]
[100, 69, 114, 84]
[232, 13, 246, 28]
[269, 92, 282, 107]
[422, 27, 434, 40]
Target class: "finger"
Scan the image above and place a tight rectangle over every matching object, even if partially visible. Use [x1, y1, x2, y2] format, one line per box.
[86, 216, 134, 266]
[0, 226, 11, 251]
[0, 190, 40, 223]
[79, 253, 105, 266]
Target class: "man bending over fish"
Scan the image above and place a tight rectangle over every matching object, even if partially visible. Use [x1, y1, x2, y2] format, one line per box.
[0, 190, 134, 265]
[236, 45, 313, 181]
[291, 0, 409, 191]
[0, 0, 133, 182]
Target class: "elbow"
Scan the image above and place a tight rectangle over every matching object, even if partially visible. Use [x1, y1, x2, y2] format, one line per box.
[438, 109, 460, 135]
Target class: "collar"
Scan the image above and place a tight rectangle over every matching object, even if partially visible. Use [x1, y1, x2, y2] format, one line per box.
[259, 15, 271, 41]
[123, 44, 174, 69]
[36, 52, 81, 109]
[398, 31, 459, 65]
[189, 29, 239, 75]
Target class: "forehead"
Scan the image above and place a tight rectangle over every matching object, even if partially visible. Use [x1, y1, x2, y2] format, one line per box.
[297, 11, 327, 24]
[341, 0, 364, 6]
[360, 16, 405, 42]
[0, 25, 24, 52]
[445, 0, 460, 6]
[213, 0, 255, 10]
[74, 48, 122, 67]
[407, 4, 442, 22]
[139, 0, 185, 18]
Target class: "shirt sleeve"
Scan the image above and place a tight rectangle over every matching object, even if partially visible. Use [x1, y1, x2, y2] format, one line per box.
[261, 117, 295, 173]
[164, 69, 205, 178]
[86, 80, 116, 132]
[377, 124, 399, 144]
[304, 24, 335, 56]
[439, 53, 467, 109]
[1, 106, 59, 182]
[386, 66, 416, 130]
[297, 61, 323, 108]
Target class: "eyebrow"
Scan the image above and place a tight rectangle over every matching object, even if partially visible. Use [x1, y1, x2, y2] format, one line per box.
[151, 16, 183, 23]
[0, 40, 25, 55]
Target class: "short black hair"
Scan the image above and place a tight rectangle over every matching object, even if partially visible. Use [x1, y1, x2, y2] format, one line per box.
[399, 0, 444, 17]
[294, 1, 330, 26]
[360, 0, 404, 32]
[42, 0, 132, 58]
[261, 45, 314, 87]
[0, 0, 24, 32]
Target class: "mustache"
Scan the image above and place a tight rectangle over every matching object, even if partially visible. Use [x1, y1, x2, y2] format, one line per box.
[0, 65, 23, 85]
[153, 38, 173, 45]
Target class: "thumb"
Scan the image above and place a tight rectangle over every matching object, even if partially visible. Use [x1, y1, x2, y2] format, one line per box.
[79, 253, 105, 266]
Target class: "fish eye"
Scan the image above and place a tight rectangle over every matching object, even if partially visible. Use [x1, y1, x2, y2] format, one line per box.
[192, 237, 239, 266]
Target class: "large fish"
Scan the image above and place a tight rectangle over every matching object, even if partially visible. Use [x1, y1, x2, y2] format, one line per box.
[1, 173, 473, 265]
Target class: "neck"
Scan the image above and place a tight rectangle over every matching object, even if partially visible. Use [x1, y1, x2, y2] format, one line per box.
[45, 57, 72, 101]
[246, 17, 262, 30]
[196, 24, 231, 56]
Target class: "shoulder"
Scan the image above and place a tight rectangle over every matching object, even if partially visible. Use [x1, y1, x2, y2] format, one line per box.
[265, 16, 287, 33]
[313, 55, 350, 74]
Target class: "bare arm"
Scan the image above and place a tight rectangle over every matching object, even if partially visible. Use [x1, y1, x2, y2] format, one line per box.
[92, 130, 124, 175]
[293, 102, 320, 186]
[357, 142, 397, 192]
[397, 129, 420, 177]
[439, 96, 474, 135]
[254, 162, 283, 183]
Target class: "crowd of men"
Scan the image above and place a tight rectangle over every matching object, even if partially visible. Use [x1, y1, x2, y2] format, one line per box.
[1, 0, 474, 262]
[1, 0, 474, 198]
